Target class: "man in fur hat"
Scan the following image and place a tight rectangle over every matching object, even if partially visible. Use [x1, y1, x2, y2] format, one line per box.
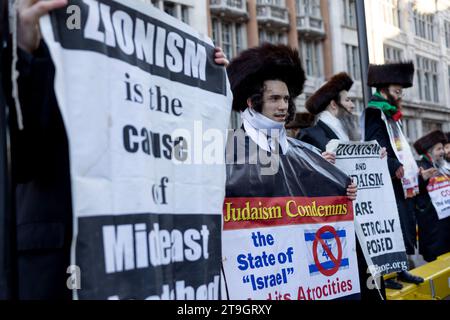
[413, 130, 450, 262]
[364, 62, 423, 289]
[225, 44, 361, 300]
[299, 72, 360, 152]
[226, 43, 356, 200]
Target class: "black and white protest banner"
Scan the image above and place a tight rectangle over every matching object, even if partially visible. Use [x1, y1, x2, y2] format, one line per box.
[222, 133, 360, 300]
[427, 174, 450, 220]
[40, 0, 232, 299]
[328, 140, 408, 277]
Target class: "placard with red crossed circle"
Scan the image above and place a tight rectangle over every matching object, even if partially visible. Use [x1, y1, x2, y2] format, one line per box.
[312, 225, 343, 277]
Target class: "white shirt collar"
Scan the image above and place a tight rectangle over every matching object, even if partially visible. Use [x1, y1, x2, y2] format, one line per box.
[241, 108, 289, 155]
[318, 110, 349, 141]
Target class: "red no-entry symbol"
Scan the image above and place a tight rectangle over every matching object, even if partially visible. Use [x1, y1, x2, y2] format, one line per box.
[312, 225, 343, 277]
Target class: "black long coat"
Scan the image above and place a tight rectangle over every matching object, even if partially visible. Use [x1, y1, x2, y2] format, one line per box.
[364, 107, 416, 255]
[414, 159, 450, 262]
[8, 42, 72, 300]
[298, 120, 338, 152]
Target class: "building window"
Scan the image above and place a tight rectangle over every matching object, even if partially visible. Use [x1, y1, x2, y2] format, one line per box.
[448, 65, 450, 95]
[212, 18, 246, 59]
[345, 44, 360, 80]
[413, 10, 435, 42]
[342, 0, 356, 28]
[300, 39, 323, 77]
[181, 5, 189, 24]
[259, 29, 288, 45]
[445, 21, 450, 48]
[403, 118, 418, 142]
[152, 1, 190, 23]
[384, 45, 403, 63]
[422, 120, 442, 134]
[222, 23, 232, 60]
[296, 0, 321, 17]
[212, 18, 219, 45]
[416, 55, 439, 103]
[163, 1, 175, 16]
[383, 0, 400, 28]
[236, 24, 243, 54]
[258, 0, 284, 7]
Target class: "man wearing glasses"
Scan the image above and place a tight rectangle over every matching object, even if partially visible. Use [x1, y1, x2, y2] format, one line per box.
[364, 62, 424, 290]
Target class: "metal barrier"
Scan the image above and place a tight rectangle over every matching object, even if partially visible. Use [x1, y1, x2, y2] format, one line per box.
[385, 252, 450, 300]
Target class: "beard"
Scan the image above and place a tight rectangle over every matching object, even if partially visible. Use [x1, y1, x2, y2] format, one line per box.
[386, 92, 402, 109]
[434, 157, 445, 167]
[445, 152, 450, 163]
[336, 103, 361, 141]
[444, 161, 450, 175]
[434, 157, 450, 175]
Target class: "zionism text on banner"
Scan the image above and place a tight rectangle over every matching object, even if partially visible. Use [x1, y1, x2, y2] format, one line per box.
[328, 141, 408, 277]
[222, 133, 360, 300]
[427, 174, 450, 220]
[40, 0, 232, 299]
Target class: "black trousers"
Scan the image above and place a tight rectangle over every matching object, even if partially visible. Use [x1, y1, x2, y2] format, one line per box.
[393, 183, 417, 255]
[17, 248, 71, 300]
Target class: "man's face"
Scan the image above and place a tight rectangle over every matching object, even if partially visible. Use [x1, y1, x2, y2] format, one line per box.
[338, 90, 355, 114]
[386, 85, 404, 108]
[261, 80, 290, 122]
[431, 143, 445, 163]
[445, 143, 450, 162]
[336, 97, 361, 141]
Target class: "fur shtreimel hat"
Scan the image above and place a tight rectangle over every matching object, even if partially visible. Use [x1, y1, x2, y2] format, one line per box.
[413, 130, 448, 155]
[367, 61, 415, 88]
[227, 43, 305, 112]
[305, 72, 353, 115]
[285, 112, 315, 129]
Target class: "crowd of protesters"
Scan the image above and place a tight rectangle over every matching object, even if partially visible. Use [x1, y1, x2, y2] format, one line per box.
[1, 0, 449, 300]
